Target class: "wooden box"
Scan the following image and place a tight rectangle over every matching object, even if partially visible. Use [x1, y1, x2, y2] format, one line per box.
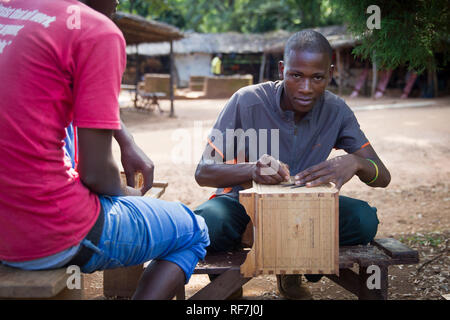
[144, 73, 170, 96]
[239, 182, 339, 277]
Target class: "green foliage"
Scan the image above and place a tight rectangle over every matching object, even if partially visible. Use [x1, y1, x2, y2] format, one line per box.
[334, 0, 450, 73]
[118, 0, 344, 33]
[400, 232, 445, 248]
[117, 0, 449, 73]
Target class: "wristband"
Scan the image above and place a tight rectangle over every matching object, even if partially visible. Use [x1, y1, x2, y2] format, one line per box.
[366, 159, 379, 185]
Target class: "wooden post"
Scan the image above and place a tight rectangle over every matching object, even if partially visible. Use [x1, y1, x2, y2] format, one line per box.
[427, 57, 438, 98]
[337, 49, 342, 96]
[258, 53, 267, 83]
[169, 40, 175, 118]
[433, 68, 438, 98]
[371, 50, 377, 98]
[189, 269, 251, 300]
[134, 44, 140, 108]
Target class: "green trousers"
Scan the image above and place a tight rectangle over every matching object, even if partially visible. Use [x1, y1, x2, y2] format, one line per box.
[194, 195, 379, 253]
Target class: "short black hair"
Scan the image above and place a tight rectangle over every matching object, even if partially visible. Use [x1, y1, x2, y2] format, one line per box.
[284, 30, 333, 64]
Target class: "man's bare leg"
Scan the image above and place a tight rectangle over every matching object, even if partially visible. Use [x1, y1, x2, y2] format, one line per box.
[132, 260, 185, 300]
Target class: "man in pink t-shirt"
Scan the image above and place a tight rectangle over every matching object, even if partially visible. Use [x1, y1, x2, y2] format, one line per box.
[0, 0, 209, 299]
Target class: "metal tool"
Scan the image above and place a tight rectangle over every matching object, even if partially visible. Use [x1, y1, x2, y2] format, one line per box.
[291, 183, 307, 189]
[281, 183, 295, 187]
[281, 183, 306, 188]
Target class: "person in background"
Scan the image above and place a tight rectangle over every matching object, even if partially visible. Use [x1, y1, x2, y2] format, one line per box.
[211, 53, 223, 76]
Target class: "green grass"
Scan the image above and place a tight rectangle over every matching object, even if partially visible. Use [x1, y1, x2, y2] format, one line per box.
[399, 232, 446, 248]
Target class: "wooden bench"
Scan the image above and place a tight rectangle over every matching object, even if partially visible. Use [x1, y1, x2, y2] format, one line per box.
[0, 264, 84, 300]
[178, 238, 419, 300]
[0, 180, 168, 300]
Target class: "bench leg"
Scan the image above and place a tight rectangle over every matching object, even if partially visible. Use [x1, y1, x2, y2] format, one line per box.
[103, 264, 144, 299]
[326, 266, 388, 300]
[358, 265, 388, 300]
[50, 281, 85, 300]
[151, 96, 164, 113]
[189, 269, 251, 300]
[326, 268, 361, 297]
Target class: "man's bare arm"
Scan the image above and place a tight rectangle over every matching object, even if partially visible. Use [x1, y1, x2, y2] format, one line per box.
[195, 161, 255, 188]
[295, 144, 391, 189]
[114, 121, 154, 194]
[351, 144, 391, 187]
[195, 153, 289, 188]
[77, 128, 140, 196]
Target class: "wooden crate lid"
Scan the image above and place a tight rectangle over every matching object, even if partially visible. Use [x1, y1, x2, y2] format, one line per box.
[240, 180, 338, 196]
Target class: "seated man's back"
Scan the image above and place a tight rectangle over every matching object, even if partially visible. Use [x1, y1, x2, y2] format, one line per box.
[0, 0, 124, 262]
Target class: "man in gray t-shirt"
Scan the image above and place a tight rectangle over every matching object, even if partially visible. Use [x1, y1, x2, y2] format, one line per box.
[194, 30, 391, 299]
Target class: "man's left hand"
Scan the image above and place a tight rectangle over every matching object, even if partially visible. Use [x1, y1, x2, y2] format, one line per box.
[294, 154, 358, 190]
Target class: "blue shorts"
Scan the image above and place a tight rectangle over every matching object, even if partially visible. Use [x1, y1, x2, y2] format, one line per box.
[81, 195, 209, 283]
[4, 195, 209, 284]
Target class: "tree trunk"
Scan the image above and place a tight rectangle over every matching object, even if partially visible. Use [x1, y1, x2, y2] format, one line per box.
[337, 49, 343, 96]
[169, 40, 175, 118]
[371, 51, 377, 98]
[129, 0, 135, 13]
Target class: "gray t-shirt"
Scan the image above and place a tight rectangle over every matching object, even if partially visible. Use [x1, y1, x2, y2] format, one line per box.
[204, 80, 369, 199]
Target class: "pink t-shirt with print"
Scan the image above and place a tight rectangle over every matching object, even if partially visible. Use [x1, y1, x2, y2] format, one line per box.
[0, 0, 126, 261]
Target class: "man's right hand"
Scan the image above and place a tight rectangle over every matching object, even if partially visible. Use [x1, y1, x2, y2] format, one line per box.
[122, 185, 144, 197]
[251, 154, 290, 185]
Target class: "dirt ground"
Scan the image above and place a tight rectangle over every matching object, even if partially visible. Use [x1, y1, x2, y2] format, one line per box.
[83, 93, 450, 300]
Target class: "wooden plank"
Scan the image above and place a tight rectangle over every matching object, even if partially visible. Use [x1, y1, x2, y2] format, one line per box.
[239, 191, 257, 277]
[120, 172, 168, 198]
[189, 269, 251, 300]
[144, 186, 165, 199]
[334, 193, 340, 274]
[372, 238, 419, 261]
[0, 265, 70, 298]
[194, 250, 249, 275]
[339, 245, 391, 267]
[196, 240, 411, 277]
[239, 192, 254, 248]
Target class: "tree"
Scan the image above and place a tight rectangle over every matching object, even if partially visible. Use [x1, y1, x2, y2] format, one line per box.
[334, 0, 450, 73]
[117, 0, 344, 33]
